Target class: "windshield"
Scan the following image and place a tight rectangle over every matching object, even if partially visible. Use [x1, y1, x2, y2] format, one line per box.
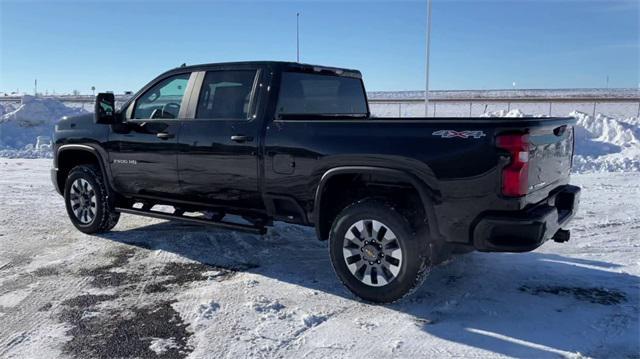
[277, 72, 367, 118]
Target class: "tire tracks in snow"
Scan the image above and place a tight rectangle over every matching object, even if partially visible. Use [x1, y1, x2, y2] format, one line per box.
[0, 274, 91, 356]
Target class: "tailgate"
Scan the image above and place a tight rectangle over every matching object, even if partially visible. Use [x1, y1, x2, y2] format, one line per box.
[527, 123, 574, 194]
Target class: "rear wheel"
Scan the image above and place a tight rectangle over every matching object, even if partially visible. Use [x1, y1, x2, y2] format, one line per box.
[64, 165, 120, 234]
[329, 199, 431, 303]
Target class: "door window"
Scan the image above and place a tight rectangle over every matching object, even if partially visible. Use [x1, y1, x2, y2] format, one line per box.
[133, 73, 190, 119]
[195, 70, 258, 120]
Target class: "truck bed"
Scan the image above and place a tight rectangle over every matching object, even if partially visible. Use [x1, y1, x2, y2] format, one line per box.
[265, 115, 576, 243]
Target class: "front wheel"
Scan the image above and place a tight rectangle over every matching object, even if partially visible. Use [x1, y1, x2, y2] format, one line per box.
[329, 199, 431, 303]
[64, 165, 120, 234]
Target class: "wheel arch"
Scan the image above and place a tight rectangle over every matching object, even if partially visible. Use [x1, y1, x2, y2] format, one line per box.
[313, 166, 442, 242]
[56, 144, 111, 193]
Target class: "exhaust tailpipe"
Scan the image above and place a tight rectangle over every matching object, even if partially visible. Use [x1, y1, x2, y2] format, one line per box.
[552, 229, 570, 243]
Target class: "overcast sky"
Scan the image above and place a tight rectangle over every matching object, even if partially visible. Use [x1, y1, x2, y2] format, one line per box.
[1, 0, 638, 94]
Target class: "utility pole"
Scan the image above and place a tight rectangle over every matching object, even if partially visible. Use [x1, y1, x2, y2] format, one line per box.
[34, 79, 38, 96]
[296, 12, 300, 63]
[424, 0, 432, 117]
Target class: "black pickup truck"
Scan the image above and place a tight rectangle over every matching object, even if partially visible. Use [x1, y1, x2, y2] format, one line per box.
[52, 61, 580, 302]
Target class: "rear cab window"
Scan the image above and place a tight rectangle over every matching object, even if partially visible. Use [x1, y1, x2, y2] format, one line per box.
[195, 70, 258, 120]
[276, 71, 368, 119]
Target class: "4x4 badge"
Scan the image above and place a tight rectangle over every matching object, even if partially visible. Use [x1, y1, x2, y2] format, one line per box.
[432, 130, 486, 139]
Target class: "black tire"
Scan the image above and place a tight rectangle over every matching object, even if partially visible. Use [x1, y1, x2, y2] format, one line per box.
[64, 165, 120, 234]
[328, 199, 431, 303]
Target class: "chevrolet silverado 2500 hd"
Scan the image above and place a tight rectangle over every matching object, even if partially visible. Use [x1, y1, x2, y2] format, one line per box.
[52, 61, 580, 302]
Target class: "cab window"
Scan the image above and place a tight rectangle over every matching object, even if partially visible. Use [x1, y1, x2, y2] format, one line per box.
[133, 73, 190, 119]
[276, 72, 367, 117]
[195, 70, 257, 120]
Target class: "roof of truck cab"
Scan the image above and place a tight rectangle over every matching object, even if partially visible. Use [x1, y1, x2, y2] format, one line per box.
[160, 61, 362, 78]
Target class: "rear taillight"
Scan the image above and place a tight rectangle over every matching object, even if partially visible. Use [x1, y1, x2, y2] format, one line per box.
[496, 133, 530, 197]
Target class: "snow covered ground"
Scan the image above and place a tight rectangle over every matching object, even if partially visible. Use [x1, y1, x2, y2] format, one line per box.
[0, 159, 638, 358]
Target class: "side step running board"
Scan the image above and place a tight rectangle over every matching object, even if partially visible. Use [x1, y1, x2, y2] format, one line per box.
[115, 207, 267, 235]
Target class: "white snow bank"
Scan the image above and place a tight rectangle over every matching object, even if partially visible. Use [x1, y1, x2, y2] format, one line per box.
[483, 109, 640, 173]
[0, 95, 87, 152]
[481, 109, 543, 118]
[572, 111, 639, 148]
[0, 145, 53, 159]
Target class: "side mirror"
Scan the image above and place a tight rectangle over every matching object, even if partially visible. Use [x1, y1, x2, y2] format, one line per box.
[94, 93, 117, 124]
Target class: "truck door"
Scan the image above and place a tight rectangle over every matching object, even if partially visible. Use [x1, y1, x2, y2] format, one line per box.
[108, 72, 194, 196]
[177, 68, 265, 210]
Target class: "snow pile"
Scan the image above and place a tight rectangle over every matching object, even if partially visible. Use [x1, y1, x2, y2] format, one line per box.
[572, 111, 639, 147]
[0, 102, 19, 117]
[481, 109, 547, 118]
[0, 95, 87, 155]
[483, 109, 640, 173]
[0, 145, 54, 159]
[571, 111, 640, 173]
[482, 109, 526, 118]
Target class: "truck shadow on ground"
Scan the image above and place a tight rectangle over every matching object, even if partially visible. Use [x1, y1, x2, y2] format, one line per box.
[100, 220, 639, 358]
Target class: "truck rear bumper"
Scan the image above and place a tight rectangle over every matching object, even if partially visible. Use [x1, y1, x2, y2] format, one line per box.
[472, 185, 581, 252]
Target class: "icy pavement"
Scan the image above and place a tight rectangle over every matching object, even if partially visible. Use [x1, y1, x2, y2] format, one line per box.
[0, 159, 638, 358]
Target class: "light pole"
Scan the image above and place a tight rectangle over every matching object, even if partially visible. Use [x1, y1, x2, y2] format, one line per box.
[424, 0, 432, 117]
[296, 12, 300, 63]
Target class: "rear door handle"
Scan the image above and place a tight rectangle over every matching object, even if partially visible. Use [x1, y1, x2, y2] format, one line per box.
[156, 132, 175, 140]
[230, 135, 253, 143]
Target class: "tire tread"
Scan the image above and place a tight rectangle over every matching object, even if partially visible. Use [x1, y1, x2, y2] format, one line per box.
[65, 164, 119, 234]
[328, 198, 432, 304]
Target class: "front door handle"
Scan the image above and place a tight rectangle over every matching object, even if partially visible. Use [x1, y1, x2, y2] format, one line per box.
[230, 135, 253, 143]
[157, 132, 175, 140]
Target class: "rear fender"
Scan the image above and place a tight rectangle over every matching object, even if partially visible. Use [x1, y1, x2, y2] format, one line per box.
[313, 166, 442, 241]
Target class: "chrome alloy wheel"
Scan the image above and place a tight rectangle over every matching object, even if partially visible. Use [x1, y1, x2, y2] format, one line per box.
[342, 219, 403, 287]
[69, 178, 97, 224]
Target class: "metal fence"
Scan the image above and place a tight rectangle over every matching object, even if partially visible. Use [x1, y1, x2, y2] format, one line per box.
[3, 90, 639, 118]
[368, 99, 640, 118]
